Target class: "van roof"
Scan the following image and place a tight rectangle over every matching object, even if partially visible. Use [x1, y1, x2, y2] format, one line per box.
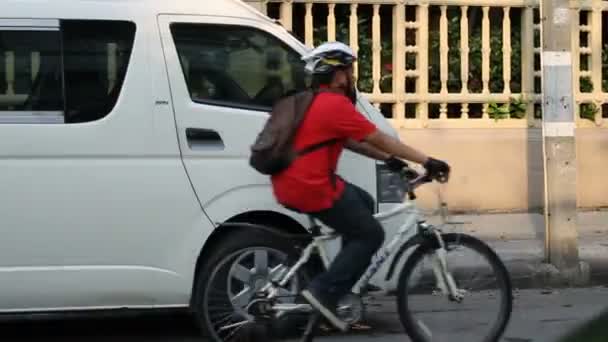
[3, 0, 276, 24]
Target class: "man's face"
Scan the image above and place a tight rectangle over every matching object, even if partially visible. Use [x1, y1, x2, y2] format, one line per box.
[335, 65, 356, 94]
[327, 65, 357, 104]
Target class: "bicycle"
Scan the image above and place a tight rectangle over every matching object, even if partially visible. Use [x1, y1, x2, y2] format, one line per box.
[199, 166, 513, 342]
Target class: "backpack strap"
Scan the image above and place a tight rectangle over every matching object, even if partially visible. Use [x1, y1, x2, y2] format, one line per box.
[292, 87, 344, 156]
[296, 138, 339, 156]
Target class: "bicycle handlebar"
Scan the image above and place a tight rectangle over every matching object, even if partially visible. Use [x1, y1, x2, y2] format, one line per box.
[399, 164, 449, 201]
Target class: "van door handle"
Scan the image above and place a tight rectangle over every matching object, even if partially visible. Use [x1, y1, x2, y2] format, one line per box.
[185, 128, 224, 150]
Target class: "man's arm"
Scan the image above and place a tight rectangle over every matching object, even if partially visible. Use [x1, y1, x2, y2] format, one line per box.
[327, 96, 430, 166]
[363, 130, 429, 165]
[344, 139, 390, 161]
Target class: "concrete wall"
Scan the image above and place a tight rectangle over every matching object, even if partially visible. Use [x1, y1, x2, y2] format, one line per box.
[401, 128, 608, 212]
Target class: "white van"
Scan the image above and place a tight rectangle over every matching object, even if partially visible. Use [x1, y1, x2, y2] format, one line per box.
[0, 0, 408, 337]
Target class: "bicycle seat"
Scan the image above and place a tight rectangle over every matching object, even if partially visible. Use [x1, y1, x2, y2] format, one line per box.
[281, 205, 336, 236]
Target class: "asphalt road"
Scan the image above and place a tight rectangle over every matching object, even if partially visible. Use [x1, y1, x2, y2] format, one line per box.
[5, 287, 608, 342]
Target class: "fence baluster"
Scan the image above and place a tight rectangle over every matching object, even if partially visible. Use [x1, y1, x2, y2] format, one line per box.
[305, 2, 314, 47]
[327, 3, 336, 41]
[372, 4, 381, 95]
[503, 7, 512, 96]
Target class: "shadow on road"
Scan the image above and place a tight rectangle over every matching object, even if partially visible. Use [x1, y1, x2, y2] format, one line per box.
[555, 307, 608, 342]
[1, 313, 203, 342]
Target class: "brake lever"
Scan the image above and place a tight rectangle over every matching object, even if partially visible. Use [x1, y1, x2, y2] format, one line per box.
[406, 173, 430, 201]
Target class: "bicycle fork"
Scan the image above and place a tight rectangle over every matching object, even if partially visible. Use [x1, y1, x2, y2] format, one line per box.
[428, 230, 464, 302]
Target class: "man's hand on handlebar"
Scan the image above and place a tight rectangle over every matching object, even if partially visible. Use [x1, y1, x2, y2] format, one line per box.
[423, 157, 450, 183]
[385, 156, 409, 172]
[384, 155, 451, 184]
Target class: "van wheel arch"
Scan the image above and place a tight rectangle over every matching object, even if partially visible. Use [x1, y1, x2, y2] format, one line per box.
[190, 210, 316, 308]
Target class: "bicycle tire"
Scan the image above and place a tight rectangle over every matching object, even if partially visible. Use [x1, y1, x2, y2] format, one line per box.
[396, 233, 513, 342]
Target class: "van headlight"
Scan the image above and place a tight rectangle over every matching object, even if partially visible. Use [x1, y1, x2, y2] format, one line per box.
[376, 163, 407, 203]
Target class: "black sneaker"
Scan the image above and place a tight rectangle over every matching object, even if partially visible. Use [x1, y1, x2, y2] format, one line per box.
[301, 288, 349, 332]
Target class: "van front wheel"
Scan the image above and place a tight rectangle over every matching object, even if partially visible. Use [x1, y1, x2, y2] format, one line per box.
[192, 228, 312, 342]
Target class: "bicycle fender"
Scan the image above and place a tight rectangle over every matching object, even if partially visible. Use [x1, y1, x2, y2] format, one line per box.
[384, 234, 426, 282]
[219, 222, 313, 242]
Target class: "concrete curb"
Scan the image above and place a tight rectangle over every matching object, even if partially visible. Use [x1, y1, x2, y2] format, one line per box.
[504, 258, 608, 289]
[420, 211, 608, 289]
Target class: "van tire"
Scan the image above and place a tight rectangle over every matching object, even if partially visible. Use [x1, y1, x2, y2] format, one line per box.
[192, 227, 314, 341]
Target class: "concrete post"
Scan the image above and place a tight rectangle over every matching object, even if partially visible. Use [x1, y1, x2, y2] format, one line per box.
[539, 0, 588, 284]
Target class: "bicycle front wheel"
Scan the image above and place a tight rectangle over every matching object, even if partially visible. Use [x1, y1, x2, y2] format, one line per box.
[397, 233, 513, 342]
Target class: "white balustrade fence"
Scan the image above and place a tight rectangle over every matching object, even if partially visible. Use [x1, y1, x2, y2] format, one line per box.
[244, 0, 608, 128]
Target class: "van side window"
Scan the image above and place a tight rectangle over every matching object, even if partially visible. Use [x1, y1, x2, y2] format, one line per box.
[62, 20, 136, 123]
[170, 23, 308, 110]
[0, 28, 64, 123]
[0, 19, 135, 124]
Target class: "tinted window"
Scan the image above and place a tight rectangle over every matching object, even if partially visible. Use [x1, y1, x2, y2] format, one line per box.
[171, 23, 308, 110]
[62, 20, 136, 123]
[0, 19, 135, 124]
[0, 29, 64, 123]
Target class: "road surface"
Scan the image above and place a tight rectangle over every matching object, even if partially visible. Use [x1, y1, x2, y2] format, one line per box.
[5, 287, 608, 342]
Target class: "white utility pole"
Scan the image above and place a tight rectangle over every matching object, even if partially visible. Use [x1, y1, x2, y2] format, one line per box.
[540, 0, 584, 279]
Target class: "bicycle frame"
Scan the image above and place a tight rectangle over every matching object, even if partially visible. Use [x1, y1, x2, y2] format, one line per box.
[260, 197, 462, 316]
[218, 171, 512, 342]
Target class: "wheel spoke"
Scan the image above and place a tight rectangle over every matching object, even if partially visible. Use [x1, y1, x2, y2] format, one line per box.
[212, 311, 237, 327]
[222, 322, 249, 341]
[232, 286, 253, 308]
[268, 264, 286, 280]
[218, 320, 249, 333]
[232, 264, 252, 283]
[254, 250, 268, 274]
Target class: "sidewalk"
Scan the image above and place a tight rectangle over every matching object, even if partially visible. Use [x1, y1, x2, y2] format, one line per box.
[427, 210, 608, 288]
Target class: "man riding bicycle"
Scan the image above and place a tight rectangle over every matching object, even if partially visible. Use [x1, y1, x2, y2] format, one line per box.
[270, 41, 451, 331]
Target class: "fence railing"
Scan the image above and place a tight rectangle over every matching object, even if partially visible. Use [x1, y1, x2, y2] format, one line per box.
[246, 0, 608, 129]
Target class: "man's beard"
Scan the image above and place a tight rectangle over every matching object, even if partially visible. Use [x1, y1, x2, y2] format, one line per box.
[339, 79, 357, 104]
[347, 85, 357, 104]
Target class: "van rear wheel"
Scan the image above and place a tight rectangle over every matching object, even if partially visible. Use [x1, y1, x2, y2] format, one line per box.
[193, 227, 313, 342]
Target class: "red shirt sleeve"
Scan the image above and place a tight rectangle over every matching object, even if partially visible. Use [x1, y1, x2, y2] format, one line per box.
[325, 95, 377, 141]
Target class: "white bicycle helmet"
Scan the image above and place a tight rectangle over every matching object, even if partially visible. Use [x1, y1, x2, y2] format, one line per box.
[301, 41, 357, 75]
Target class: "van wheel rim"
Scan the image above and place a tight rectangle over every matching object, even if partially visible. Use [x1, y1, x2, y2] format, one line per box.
[228, 248, 298, 310]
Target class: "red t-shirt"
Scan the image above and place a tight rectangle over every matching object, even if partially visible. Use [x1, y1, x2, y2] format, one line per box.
[271, 91, 377, 212]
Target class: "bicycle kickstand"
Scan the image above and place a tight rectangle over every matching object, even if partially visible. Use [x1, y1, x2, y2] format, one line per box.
[300, 312, 322, 342]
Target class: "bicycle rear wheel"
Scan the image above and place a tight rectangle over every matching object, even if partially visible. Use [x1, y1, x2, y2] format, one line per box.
[397, 233, 512, 342]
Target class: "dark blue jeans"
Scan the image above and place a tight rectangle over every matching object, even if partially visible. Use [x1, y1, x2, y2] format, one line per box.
[308, 182, 385, 300]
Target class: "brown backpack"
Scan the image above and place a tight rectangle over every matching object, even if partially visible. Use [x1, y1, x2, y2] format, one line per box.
[249, 88, 340, 175]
